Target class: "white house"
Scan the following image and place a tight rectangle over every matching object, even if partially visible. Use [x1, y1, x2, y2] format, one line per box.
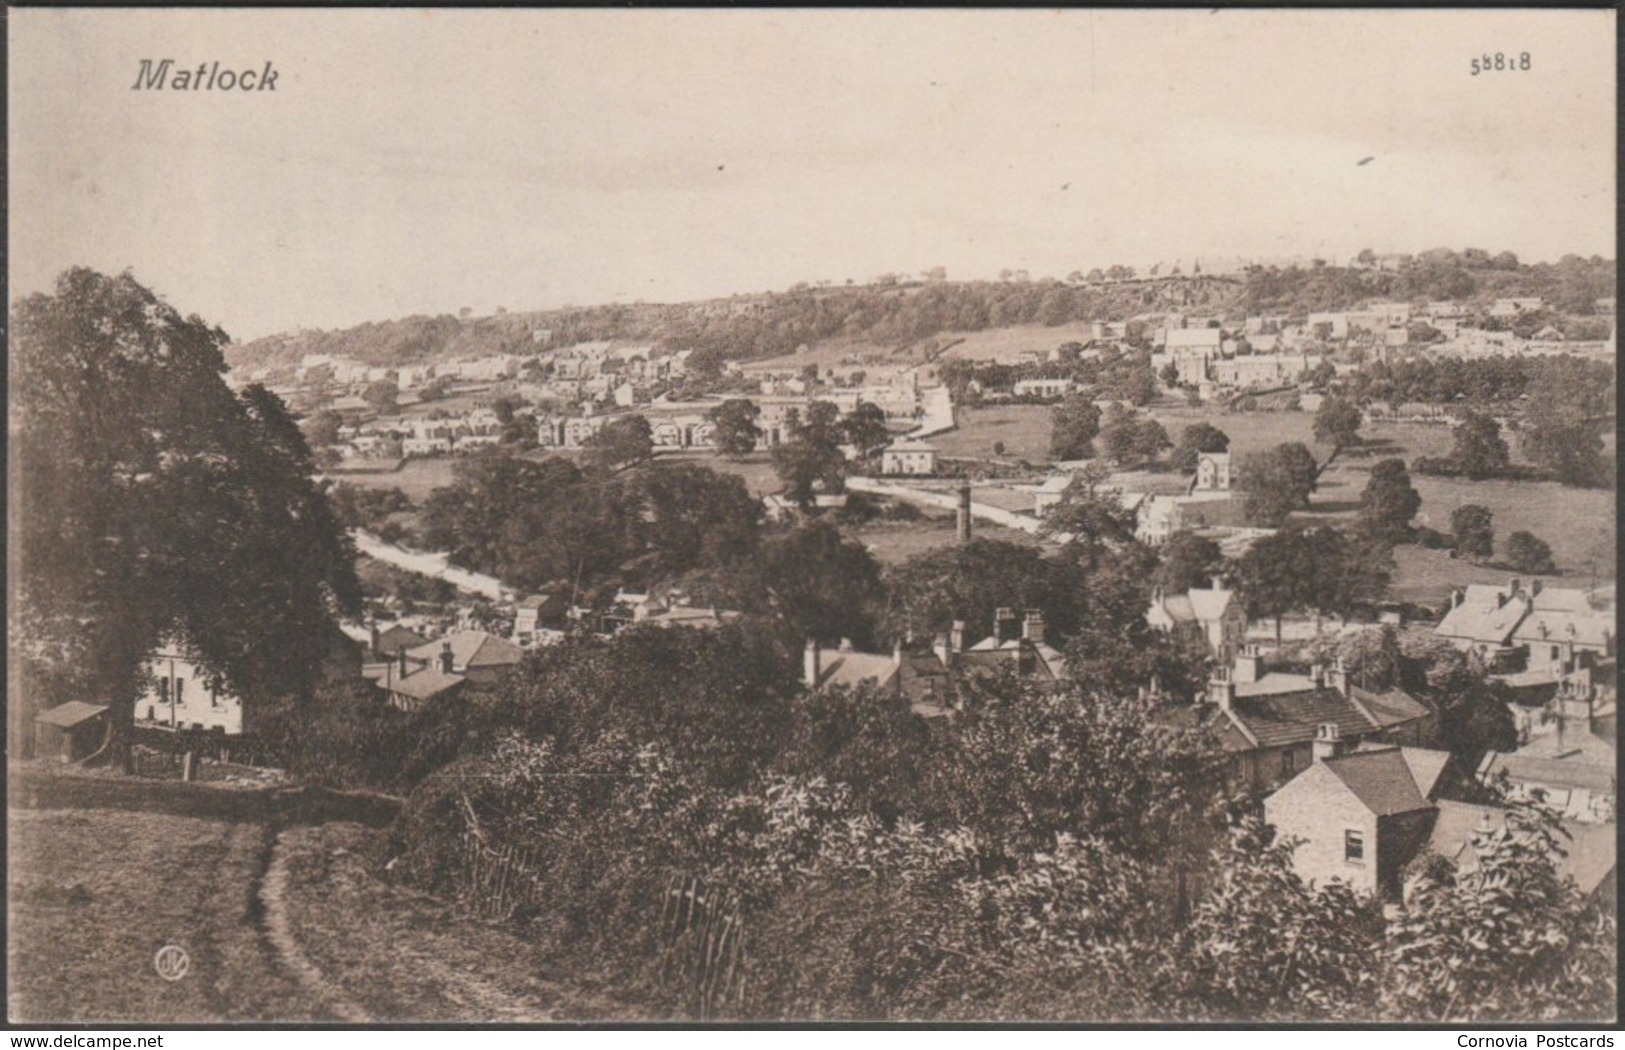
[881, 440, 938, 477]
[1194, 451, 1232, 491]
[136, 640, 246, 735]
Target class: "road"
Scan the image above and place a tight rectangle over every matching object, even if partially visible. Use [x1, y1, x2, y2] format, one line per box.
[352, 529, 511, 601]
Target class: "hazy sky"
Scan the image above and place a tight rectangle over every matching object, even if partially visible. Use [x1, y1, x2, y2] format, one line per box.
[10, 9, 1616, 340]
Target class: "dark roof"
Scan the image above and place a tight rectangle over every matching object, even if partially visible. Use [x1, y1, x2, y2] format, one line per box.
[405, 630, 523, 670]
[35, 701, 109, 728]
[386, 665, 466, 702]
[1228, 688, 1377, 748]
[1321, 748, 1435, 816]
[1350, 685, 1431, 728]
[374, 625, 430, 656]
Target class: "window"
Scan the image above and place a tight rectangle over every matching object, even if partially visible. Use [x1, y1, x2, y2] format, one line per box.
[174, 678, 185, 705]
[1344, 830, 1365, 863]
[157, 679, 170, 703]
[1281, 750, 1298, 776]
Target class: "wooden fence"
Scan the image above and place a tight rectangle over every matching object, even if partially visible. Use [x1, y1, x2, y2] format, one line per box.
[657, 874, 747, 1018]
[454, 794, 548, 921]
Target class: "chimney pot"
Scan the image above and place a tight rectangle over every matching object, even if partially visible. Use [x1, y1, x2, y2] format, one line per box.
[838, 637, 854, 652]
[950, 619, 967, 652]
[1312, 722, 1342, 763]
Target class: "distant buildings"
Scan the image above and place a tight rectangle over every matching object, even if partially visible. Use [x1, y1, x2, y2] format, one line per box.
[1434, 579, 1614, 676]
[881, 439, 938, 476]
[1158, 647, 1435, 795]
[1147, 578, 1247, 662]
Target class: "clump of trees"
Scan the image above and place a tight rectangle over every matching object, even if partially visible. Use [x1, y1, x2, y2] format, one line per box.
[12, 269, 362, 761]
[1505, 531, 1557, 575]
[1049, 394, 1101, 460]
[1235, 443, 1319, 526]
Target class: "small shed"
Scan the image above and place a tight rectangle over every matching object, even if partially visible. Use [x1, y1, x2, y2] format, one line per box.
[34, 702, 109, 762]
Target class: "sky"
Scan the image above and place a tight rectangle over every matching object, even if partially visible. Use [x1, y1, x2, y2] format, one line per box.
[10, 9, 1616, 341]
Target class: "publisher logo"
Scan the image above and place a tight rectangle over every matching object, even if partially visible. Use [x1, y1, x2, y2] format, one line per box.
[153, 945, 190, 981]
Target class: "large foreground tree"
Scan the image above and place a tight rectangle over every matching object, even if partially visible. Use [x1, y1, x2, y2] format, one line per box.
[12, 269, 361, 757]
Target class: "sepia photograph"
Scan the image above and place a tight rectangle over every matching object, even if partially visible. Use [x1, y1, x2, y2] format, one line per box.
[7, 7, 1618, 1026]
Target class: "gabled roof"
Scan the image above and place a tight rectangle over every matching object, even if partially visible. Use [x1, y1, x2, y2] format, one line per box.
[1435, 590, 1528, 646]
[374, 624, 430, 656]
[1510, 609, 1613, 650]
[1226, 687, 1378, 748]
[405, 630, 523, 670]
[35, 701, 109, 728]
[1186, 586, 1236, 623]
[1319, 747, 1436, 816]
[1349, 684, 1433, 730]
[386, 665, 466, 702]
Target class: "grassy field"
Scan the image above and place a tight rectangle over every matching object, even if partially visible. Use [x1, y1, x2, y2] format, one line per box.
[849, 514, 1044, 566]
[7, 805, 312, 1022]
[332, 456, 463, 501]
[938, 323, 1098, 363]
[930, 405, 1055, 463]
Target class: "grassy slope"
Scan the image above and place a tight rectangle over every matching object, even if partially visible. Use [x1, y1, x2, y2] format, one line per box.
[7, 806, 313, 1023]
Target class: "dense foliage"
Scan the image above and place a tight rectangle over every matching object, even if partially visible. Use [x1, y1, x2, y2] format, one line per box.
[12, 269, 361, 753]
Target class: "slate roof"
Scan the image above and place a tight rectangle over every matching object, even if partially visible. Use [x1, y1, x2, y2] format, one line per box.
[35, 701, 109, 728]
[406, 630, 524, 670]
[1319, 747, 1436, 816]
[1349, 684, 1433, 729]
[374, 624, 430, 656]
[1225, 687, 1380, 748]
[386, 665, 466, 702]
[1510, 609, 1613, 650]
[1435, 590, 1528, 647]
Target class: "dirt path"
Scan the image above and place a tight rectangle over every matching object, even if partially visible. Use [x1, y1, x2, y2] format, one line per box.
[257, 834, 373, 1022]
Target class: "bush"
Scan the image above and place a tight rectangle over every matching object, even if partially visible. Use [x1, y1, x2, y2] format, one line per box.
[1504, 531, 1556, 575]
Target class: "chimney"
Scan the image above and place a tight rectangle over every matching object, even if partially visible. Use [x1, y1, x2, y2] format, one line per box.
[1328, 656, 1349, 696]
[950, 619, 967, 653]
[1022, 610, 1045, 646]
[369, 622, 381, 658]
[1531, 579, 1543, 598]
[932, 632, 950, 668]
[956, 483, 973, 544]
[893, 638, 904, 667]
[440, 640, 454, 674]
[1312, 722, 1342, 763]
[1233, 643, 1264, 684]
[1208, 665, 1235, 711]
[1210, 575, 1224, 593]
[1451, 588, 1463, 610]
[994, 607, 1017, 643]
[1309, 661, 1326, 688]
[839, 637, 854, 652]
[398, 647, 408, 678]
[802, 638, 823, 688]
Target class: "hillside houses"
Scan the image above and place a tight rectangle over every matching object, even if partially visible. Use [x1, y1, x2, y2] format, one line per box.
[804, 608, 1066, 718]
[1157, 647, 1435, 795]
[1434, 579, 1614, 676]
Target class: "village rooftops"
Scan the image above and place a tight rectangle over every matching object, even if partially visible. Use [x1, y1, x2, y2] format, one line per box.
[404, 630, 523, 672]
[1311, 745, 1443, 817]
[385, 664, 466, 703]
[1427, 800, 1616, 898]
